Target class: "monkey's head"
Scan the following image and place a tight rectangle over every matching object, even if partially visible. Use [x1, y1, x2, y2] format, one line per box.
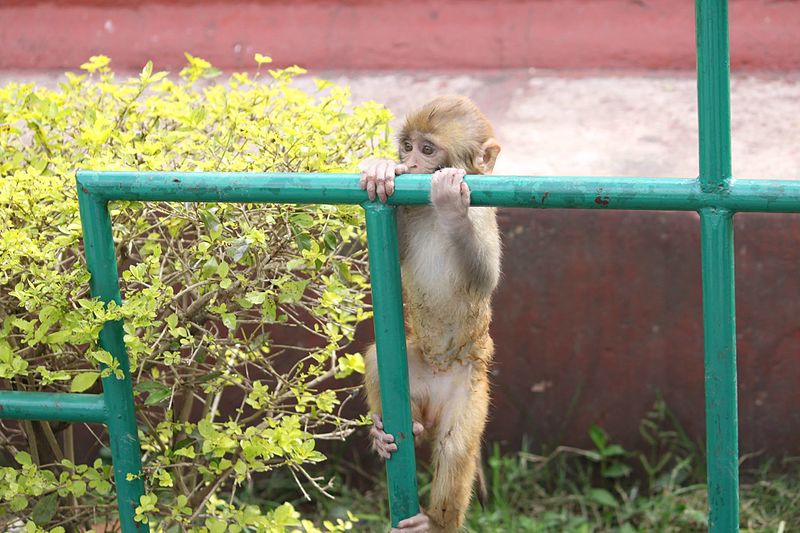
[399, 95, 501, 175]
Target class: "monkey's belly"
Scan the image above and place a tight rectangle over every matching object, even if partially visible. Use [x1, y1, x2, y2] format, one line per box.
[411, 359, 474, 427]
[405, 299, 493, 370]
[406, 345, 485, 430]
[400, 209, 495, 369]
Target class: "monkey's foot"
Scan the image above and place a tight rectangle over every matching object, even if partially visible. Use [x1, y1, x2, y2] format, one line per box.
[370, 414, 397, 459]
[391, 512, 433, 533]
[370, 415, 426, 459]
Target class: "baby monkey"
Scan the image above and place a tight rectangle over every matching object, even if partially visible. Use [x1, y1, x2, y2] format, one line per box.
[360, 95, 502, 532]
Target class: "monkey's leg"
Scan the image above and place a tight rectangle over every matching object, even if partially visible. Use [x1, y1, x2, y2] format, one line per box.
[364, 343, 427, 459]
[427, 370, 489, 532]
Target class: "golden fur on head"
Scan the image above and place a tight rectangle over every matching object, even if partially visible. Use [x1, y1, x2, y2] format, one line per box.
[401, 95, 496, 174]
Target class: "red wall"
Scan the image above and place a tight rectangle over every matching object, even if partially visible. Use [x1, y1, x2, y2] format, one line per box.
[490, 210, 800, 454]
[2, 0, 800, 71]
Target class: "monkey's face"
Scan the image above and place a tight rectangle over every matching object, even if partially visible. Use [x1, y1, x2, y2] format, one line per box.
[398, 132, 448, 174]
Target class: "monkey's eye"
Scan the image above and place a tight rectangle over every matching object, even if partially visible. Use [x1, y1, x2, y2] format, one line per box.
[421, 144, 435, 156]
[403, 142, 413, 152]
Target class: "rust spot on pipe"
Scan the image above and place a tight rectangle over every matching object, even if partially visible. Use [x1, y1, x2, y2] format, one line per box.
[541, 192, 549, 205]
[595, 195, 610, 206]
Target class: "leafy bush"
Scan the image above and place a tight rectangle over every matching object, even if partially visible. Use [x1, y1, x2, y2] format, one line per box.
[0, 54, 394, 531]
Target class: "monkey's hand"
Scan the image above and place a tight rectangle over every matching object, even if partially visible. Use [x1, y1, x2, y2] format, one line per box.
[391, 512, 435, 532]
[359, 158, 409, 203]
[370, 414, 425, 459]
[430, 168, 470, 229]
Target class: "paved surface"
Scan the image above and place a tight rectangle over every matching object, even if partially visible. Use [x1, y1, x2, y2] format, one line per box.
[4, 69, 799, 180]
[310, 70, 800, 180]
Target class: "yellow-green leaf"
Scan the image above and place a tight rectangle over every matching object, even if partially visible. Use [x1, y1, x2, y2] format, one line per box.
[71, 371, 100, 392]
[254, 53, 273, 65]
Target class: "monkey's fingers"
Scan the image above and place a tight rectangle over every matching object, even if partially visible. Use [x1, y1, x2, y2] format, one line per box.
[380, 161, 398, 203]
[370, 426, 396, 444]
[412, 421, 424, 437]
[373, 161, 389, 203]
[383, 165, 400, 198]
[365, 174, 377, 201]
[371, 413, 384, 430]
[460, 181, 471, 208]
[370, 432, 398, 459]
[451, 168, 467, 186]
[376, 178, 388, 203]
[377, 450, 391, 460]
[372, 442, 397, 460]
[359, 158, 378, 197]
[383, 178, 395, 199]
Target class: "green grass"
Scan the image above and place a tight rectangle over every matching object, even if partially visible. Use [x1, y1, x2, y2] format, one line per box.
[294, 452, 799, 532]
[250, 398, 800, 532]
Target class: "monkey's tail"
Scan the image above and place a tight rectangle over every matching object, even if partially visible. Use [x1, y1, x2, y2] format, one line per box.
[475, 450, 489, 509]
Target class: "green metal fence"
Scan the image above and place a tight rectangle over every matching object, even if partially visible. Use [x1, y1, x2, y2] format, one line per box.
[0, 0, 789, 531]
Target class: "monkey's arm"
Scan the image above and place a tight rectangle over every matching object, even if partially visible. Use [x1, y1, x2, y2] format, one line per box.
[431, 169, 501, 296]
[449, 208, 501, 295]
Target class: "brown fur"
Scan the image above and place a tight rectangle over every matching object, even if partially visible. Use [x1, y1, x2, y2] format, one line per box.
[400, 96, 496, 174]
[363, 95, 502, 532]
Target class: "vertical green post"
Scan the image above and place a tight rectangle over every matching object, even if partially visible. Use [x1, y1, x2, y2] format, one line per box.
[363, 203, 420, 527]
[77, 190, 149, 533]
[696, 0, 732, 189]
[696, 0, 738, 530]
[699, 208, 739, 531]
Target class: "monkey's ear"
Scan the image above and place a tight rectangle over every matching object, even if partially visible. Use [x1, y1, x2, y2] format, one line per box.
[476, 138, 501, 174]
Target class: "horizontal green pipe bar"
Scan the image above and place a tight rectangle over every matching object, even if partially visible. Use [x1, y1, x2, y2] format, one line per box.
[0, 391, 107, 424]
[77, 171, 800, 213]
